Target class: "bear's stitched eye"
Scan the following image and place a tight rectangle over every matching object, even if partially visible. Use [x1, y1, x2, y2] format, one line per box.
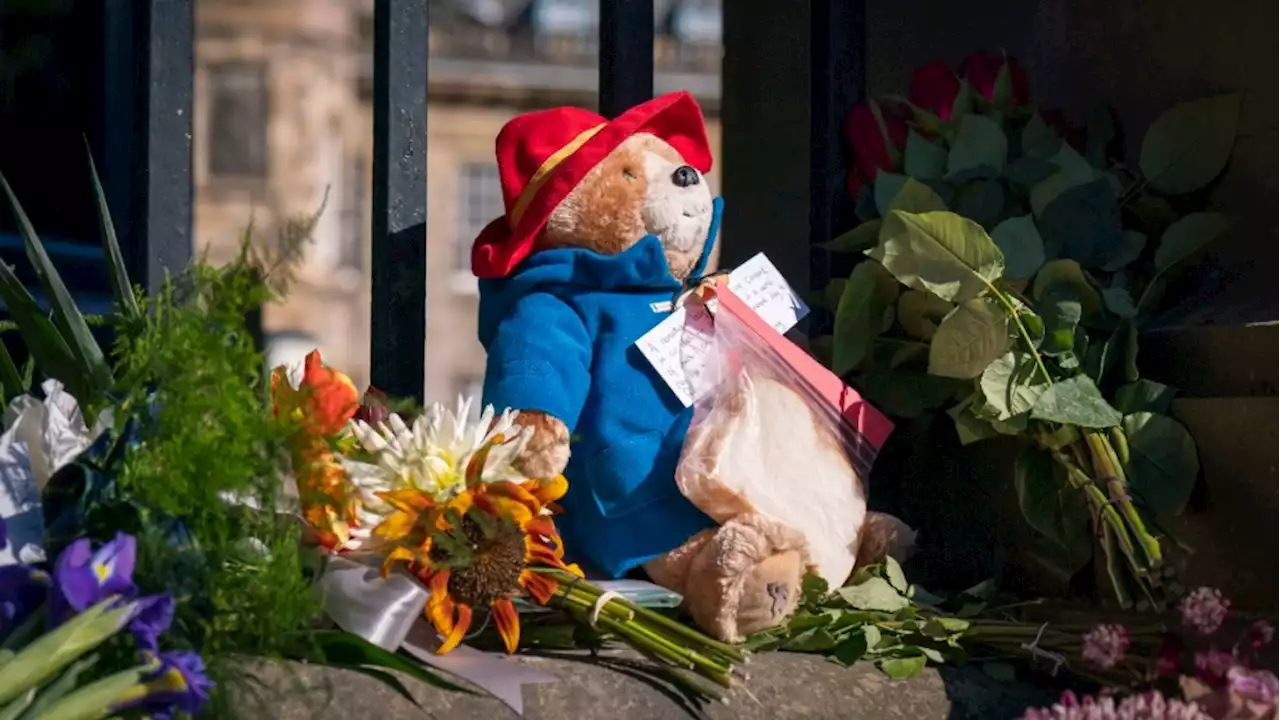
[622, 168, 637, 180]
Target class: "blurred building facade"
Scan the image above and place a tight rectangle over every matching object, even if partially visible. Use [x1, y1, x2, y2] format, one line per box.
[192, 0, 723, 408]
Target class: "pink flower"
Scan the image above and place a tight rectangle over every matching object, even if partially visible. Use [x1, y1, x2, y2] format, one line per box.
[1228, 666, 1279, 707]
[1021, 690, 1212, 720]
[1181, 587, 1231, 636]
[1195, 649, 1236, 687]
[1157, 634, 1184, 678]
[959, 49, 1029, 106]
[1082, 623, 1132, 669]
[843, 99, 908, 199]
[908, 61, 962, 121]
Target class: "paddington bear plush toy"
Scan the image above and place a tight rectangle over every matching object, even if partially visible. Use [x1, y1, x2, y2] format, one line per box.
[471, 92, 913, 642]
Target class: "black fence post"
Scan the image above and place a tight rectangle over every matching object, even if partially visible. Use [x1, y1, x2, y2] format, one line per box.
[598, 0, 655, 118]
[721, 0, 866, 328]
[370, 0, 428, 405]
[99, 0, 195, 297]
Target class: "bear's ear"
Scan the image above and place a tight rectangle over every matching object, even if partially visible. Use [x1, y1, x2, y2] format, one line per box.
[539, 138, 649, 256]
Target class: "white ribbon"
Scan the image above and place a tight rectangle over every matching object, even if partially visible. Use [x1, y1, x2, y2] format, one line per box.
[315, 555, 557, 715]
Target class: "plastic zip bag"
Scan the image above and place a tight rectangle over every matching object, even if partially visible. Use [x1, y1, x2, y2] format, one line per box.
[673, 283, 894, 588]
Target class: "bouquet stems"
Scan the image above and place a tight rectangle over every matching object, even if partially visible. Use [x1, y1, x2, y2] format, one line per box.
[1047, 428, 1168, 610]
[960, 616, 1165, 687]
[531, 568, 745, 690]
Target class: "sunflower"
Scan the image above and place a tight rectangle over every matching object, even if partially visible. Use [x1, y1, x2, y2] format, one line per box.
[376, 474, 581, 654]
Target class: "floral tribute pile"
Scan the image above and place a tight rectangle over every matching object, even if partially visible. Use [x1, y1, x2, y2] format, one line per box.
[823, 48, 1242, 609]
[271, 350, 745, 689]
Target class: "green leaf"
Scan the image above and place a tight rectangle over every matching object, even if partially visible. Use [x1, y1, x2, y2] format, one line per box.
[1040, 296, 1082, 356]
[16, 653, 100, 719]
[875, 173, 909, 218]
[1021, 113, 1059, 157]
[869, 210, 1005, 304]
[0, 264, 82, 394]
[84, 140, 140, 320]
[990, 215, 1046, 280]
[877, 175, 947, 217]
[928, 297, 1011, 379]
[1030, 375, 1123, 428]
[1139, 93, 1242, 195]
[784, 628, 839, 652]
[0, 173, 112, 398]
[1114, 380, 1177, 415]
[831, 632, 870, 667]
[1037, 176, 1123, 269]
[952, 180, 1006, 229]
[896, 289, 950, 341]
[1155, 212, 1233, 272]
[1103, 231, 1147, 272]
[948, 397, 999, 445]
[1123, 412, 1200, 517]
[832, 261, 900, 376]
[1014, 445, 1092, 562]
[1032, 259, 1103, 316]
[0, 599, 132, 707]
[905, 130, 948, 179]
[22, 665, 148, 720]
[1003, 155, 1059, 186]
[1029, 143, 1096, 217]
[822, 279, 847, 311]
[0, 340, 22, 405]
[837, 577, 909, 612]
[878, 655, 928, 679]
[980, 351, 1048, 421]
[883, 556, 908, 593]
[947, 115, 1008, 180]
[1102, 287, 1137, 318]
[824, 221, 882, 253]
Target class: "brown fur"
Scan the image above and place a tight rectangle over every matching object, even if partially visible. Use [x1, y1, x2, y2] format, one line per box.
[539, 133, 697, 279]
[510, 410, 571, 480]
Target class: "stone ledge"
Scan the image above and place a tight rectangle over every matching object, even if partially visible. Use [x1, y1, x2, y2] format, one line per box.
[236, 650, 1057, 720]
[1140, 322, 1278, 398]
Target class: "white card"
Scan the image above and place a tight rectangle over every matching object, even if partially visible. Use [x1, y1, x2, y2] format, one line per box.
[635, 253, 808, 407]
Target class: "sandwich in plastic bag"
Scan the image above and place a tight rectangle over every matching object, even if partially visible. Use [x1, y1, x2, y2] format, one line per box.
[674, 282, 898, 588]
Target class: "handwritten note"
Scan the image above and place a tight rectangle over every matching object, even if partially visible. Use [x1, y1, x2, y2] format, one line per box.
[635, 253, 808, 407]
[726, 253, 810, 334]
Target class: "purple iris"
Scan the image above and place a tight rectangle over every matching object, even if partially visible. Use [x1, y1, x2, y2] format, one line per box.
[127, 593, 176, 653]
[49, 532, 138, 626]
[0, 515, 7, 550]
[131, 651, 214, 720]
[0, 565, 50, 639]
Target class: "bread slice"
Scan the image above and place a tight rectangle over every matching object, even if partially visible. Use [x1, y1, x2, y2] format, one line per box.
[675, 370, 868, 588]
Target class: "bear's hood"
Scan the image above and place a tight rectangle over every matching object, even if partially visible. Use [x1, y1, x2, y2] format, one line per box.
[477, 197, 723, 343]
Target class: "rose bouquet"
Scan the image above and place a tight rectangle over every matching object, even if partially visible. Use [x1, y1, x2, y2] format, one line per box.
[820, 49, 1243, 607]
[272, 352, 745, 694]
[0, 528, 212, 719]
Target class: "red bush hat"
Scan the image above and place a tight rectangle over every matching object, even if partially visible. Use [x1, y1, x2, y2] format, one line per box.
[470, 91, 713, 279]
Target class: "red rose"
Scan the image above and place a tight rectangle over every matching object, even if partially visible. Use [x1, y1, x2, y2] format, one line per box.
[959, 50, 1029, 107]
[908, 61, 961, 121]
[1040, 108, 1085, 151]
[843, 99, 908, 199]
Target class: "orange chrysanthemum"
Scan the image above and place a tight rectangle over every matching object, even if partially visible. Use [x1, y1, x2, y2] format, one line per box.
[377, 475, 580, 655]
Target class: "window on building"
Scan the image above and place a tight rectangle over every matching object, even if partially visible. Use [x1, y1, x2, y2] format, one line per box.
[208, 62, 269, 179]
[339, 154, 366, 270]
[456, 163, 503, 272]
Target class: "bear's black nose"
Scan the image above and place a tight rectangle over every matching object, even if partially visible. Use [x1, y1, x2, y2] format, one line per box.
[671, 165, 700, 188]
